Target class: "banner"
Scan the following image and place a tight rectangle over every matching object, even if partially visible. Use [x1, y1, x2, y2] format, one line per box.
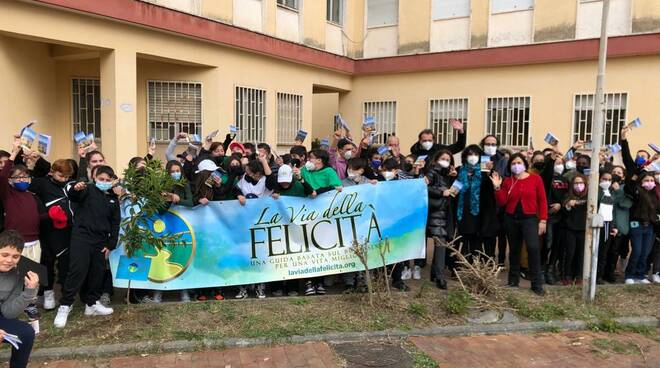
[110, 179, 428, 290]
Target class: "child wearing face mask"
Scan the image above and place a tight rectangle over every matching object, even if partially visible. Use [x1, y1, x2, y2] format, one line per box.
[622, 171, 658, 284]
[54, 165, 119, 328]
[595, 171, 629, 284]
[561, 174, 588, 285]
[541, 156, 569, 285]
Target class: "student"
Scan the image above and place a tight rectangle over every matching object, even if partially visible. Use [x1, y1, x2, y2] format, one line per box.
[561, 174, 588, 285]
[77, 147, 106, 182]
[542, 154, 569, 284]
[424, 149, 455, 289]
[234, 156, 276, 299]
[329, 130, 358, 180]
[0, 150, 11, 233]
[54, 165, 118, 328]
[595, 170, 628, 284]
[289, 145, 307, 168]
[29, 160, 76, 310]
[491, 153, 547, 296]
[0, 230, 39, 368]
[602, 165, 633, 283]
[623, 171, 658, 284]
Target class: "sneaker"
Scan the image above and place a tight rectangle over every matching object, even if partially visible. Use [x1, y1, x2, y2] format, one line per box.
[287, 290, 299, 297]
[84, 301, 113, 316]
[235, 287, 248, 299]
[99, 293, 111, 307]
[140, 296, 155, 304]
[304, 281, 316, 296]
[180, 290, 191, 302]
[653, 273, 660, 284]
[624, 278, 636, 285]
[272, 289, 284, 297]
[25, 304, 40, 321]
[638, 278, 651, 285]
[401, 267, 412, 280]
[256, 284, 266, 299]
[43, 290, 56, 310]
[152, 291, 162, 303]
[315, 284, 326, 295]
[54, 305, 72, 328]
[413, 265, 422, 280]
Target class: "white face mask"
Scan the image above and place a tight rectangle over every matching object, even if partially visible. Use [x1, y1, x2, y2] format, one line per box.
[554, 164, 564, 175]
[466, 155, 479, 166]
[343, 150, 353, 160]
[565, 161, 577, 170]
[304, 161, 316, 171]
[347, 170, 361, 180]
[383, 171, 395, 181]
[421, 141, 433, 151]
[599, 181, 611, 190]
[483, 145, 497, 156]
[438, 160, 450, 168]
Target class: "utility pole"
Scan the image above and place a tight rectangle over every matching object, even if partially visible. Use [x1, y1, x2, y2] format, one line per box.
[582, 0, 610, 301]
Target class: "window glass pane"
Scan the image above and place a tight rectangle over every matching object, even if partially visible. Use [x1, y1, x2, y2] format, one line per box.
[367, 0, 398, 27]
[432, 0, 470, 19]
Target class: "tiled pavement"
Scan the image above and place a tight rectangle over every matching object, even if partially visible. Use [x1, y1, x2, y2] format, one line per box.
[21, 330, 660, 368]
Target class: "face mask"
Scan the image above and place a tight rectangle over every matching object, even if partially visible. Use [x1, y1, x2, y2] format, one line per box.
[438, 160, 450, 169]
[565, 161, 577, 170]
[612, 174, 622, 183]
[642, 181, 656, 191]
[554, 164, 564, 175]
[635, 155, 647, 167]
[511, 163, 525, 175]
[12, 182, 29, 192]
[599, 181, 611, 190]
[343, 150, 353, 160]
[230, 166, 244, 176]
[403, 163, 413, 172]
[421, 141, 433, 151]
[371, 159, 382, 170]
[574, 183, 585, 193]
[383, 171, 395, 181]
[304, 161, 316, 171]
[466, 155, 479, 166]
[170, 172, 182, 181]
[483, 145, 497, 156]
[95, 181, 113, 192]
[577, 166, 588, 174]
[347, 170, 361, 180]
[533, 162, 545, 171]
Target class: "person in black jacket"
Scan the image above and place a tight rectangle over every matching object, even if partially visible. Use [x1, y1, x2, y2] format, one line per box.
[539, 152, 568, 285]
[424, 149, 455, 289]
[409, 120, 466, 158]
[561, 173, 588, 285]
[623, 171, 658, 284]
[54, 165, 119, 328]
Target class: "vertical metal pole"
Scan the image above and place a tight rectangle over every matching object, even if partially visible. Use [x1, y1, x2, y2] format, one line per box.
[582, 0, 610, 301]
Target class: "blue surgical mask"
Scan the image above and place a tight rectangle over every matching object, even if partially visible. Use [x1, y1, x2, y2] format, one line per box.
[95, 181, 113, 192]
[371, 159, 382, 169]
[635, 155, 647, 167]
[12, 182, 29, 192]
[171, 172, 182, 181]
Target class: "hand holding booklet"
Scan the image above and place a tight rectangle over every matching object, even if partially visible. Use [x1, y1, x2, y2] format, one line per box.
[3, 333, 22, 350]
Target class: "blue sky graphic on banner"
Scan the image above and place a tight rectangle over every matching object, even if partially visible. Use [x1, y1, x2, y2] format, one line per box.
[110, 179, 428, 290]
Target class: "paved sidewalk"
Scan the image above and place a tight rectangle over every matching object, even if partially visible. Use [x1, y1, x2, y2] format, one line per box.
[27, 342, 338, 368]
[411, 330, 660, 368]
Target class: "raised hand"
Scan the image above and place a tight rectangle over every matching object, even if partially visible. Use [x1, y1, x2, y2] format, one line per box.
[449, 119, 464, 133]
[490, 171, 502, 188]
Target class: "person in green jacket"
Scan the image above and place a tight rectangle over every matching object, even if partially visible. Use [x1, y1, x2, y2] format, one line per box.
[298, 149, 342, 195]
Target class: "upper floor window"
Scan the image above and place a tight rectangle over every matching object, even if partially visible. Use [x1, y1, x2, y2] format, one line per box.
[277, 0, 299, 11]
[327, 0, 344, 25]
[432, 0, 470, 20]
[491, 0, 534, 14]
[367, 0, 398, 28]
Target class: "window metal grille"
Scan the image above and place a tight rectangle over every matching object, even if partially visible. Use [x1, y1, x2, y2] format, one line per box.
[363, 101, 396, 145]
[429, 98, 468, 145]
[235, 86, 267, 143]
[277, 92, 303, 145]
[72, 78, 101, 139]
[573, 93, 627, 145]
[486, 96, 531, 147]
[147, 81, 202, 142]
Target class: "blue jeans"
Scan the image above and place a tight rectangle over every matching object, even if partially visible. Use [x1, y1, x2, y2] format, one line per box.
[0, 315, 35, 368]
[625, 224, 654, 280]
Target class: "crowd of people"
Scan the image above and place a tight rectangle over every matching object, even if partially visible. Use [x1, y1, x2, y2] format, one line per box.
[0, 118, 658, 367]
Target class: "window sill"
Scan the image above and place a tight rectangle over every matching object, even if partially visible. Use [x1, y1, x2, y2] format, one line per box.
[277, 4, 299, 13]
[432, 15, 470, 22]
[491, 7, 534, 15]
[326, 20, 344, 28]
[366, 23, 398, 30]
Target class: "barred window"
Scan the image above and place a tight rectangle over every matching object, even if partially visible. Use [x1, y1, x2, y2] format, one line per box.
[573, 93, 627, 146]
[486, 96, 531, 147]
[363, 101, 396, 145]
[235, 86, 267, 143]
[72, 78, 101, 139]
[429, 98, 468, 145]
[277, 92, 303, 145]
[148, 81, 202, 142]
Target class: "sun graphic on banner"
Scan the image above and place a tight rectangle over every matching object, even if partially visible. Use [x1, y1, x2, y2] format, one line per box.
[133, 211, 195, 283]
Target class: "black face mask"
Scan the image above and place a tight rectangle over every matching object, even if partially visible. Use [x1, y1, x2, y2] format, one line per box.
[612, 174, 622, 183]
[577, 166, 587, 174]
[290, 158, 301, 168]
[229, 166, 244, 176]
[403, 163, 413, 172]
[533, 162, 545, 171]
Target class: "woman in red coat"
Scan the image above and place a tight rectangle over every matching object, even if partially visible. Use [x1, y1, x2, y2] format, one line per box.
[490, 153, 548, 296]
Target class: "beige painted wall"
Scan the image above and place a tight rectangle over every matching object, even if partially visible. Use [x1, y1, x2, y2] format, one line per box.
[312, 93, 339, 144]
[398, 0, 430, 55]
[301, 0, 326, 49]
[633, 0, 660, 33]
[340, 55, 660, 155]
[201, 0, 232, 23]
[534, 0, 577, 42]
[345, 0, 365, 58]
[470, 0, 489, 48]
